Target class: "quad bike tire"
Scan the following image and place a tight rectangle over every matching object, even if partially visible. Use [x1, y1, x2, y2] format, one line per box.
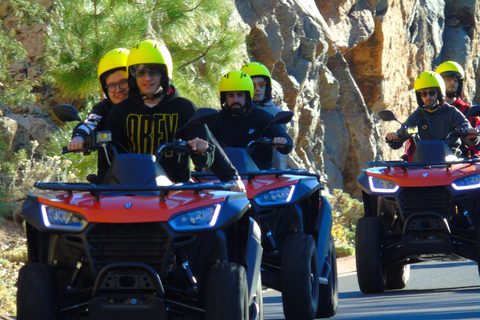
[386, 262, 410, 290]
[205, 262, 249, 320]
[316, 237, 338, 318]
[355, 217, 386, 294]
[281, 233, 319, 320]
[17, 263, 56, 320]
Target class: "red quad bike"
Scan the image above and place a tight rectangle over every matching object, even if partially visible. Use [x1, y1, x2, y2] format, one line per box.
[194, 111, 338, 319]
[16, 105, 263, 320]
[356, 109, 480, 294]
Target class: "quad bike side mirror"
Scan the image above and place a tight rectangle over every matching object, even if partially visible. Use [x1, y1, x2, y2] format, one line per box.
[377, 110, 399, 123]
[259, 111, 294, 137]
[53, 104, 83, 123]
[173, 108, 219, 141]
[466, 105, 480, 118]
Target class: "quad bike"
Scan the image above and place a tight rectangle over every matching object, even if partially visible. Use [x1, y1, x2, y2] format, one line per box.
[16, 105, 263, 320]
[356, 109, 480, 294]
[194, 111, 338, 319]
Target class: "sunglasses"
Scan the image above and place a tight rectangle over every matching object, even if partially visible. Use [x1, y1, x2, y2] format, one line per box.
[135, 67, 162, 78]
[106, 79, 128, 93]
[253, 81, 266, 89]
[419, 90, 437, 97]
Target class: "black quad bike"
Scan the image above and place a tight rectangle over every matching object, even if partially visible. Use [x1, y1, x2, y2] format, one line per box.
[194, 111, 338, 319]
[356, 109, 480, 294]
[16, 105, 263, 320]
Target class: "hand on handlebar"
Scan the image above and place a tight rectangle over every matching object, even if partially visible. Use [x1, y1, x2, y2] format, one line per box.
[272, 137, 287, 149]
[68, 136, 85, 151]
[467, 128, 479, 139]
[386, 132, 399, 142]
[188, 137, 210, 153]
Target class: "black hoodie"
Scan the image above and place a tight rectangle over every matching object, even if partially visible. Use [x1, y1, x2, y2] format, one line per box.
[106, 85, 237, 183]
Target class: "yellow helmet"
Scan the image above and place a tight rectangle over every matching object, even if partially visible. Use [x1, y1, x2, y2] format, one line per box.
[435, 61, 465, 97]
[97, 48, 129, 97]
[435, 61, 465, 80]
[414, 71, 446, 106]
[219, 70, 254, 98]
[241, 62, 272, 102]
[97, 48, 129, 81]
[127, 40, 173, 95]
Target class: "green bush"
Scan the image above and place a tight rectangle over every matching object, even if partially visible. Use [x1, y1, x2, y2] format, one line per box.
[328, 189, 364, 256]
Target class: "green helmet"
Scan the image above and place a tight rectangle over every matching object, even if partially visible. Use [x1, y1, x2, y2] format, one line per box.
[241, 62, 272, 102]
[219, 70, 254, 113]
[414, 71, 446, 107]
[127, 40, 173, 95]
[97, 48, 129, 97]
[435, 61, 465, 97]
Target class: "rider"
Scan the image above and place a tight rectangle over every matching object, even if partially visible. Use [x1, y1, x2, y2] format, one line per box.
[435, 61, 480, 157]
[207, 70, 293, 170]
[386, 71, 479, 159]
[68, 48, 130, 183]
[240, 62, 288, 169]
[105, 40, 244, 190]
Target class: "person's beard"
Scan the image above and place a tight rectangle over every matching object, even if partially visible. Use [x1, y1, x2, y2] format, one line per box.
[445, 89, 456, 98]
[228, 102, 246, 114]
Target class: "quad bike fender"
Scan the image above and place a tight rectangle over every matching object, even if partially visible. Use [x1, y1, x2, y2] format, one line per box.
[22, 195, 48, 232]
[245, 217, 263, 305]
[316, 195, 333, 278]
[357, 171, 371, 194]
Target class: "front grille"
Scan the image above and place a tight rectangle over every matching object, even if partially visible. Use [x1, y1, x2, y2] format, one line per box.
[398, 187, 452, 218]
[87, 223, 169, 274]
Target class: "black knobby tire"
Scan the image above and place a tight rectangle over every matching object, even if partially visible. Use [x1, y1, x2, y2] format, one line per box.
[385, 262, 410, 290]
[17, 263, 56, 320]
[355, 217, 386, 294]
[281, 233, 319, 320]
[205, 262, 249, 320]
[316, 237, 338, 318]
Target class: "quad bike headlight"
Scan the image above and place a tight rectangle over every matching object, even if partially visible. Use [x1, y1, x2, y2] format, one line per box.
[169, 205, 221, 231]
[254, 186, 295, 206]
[452, 173, 480, 190]
[41, 205, 89, 231]
[368, 176, 399, 193]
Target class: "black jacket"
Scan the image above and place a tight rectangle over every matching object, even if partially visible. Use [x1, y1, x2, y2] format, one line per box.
[208, 103, 293, 170]
[388, 103, 479, 155]
[72, 99, 114, 182]
[106, 86, 237, 183]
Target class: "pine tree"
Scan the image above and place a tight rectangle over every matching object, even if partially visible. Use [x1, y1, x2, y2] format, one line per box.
[44, 0, 248, 108]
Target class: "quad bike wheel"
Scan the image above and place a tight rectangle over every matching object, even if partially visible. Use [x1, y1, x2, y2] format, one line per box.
[281, 233, 319, 320]
[205, 262, 249, 320]
[386, 262, 410, 290]
[355, 217, 386, 294]
[17, 263, 56, 320]
[316, 237, 338, 318]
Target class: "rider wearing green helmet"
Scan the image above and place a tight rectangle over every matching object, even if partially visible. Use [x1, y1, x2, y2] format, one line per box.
[106, 40, 244, 190]
[68, 47, 130, 182]
[436, 61, 480, 157]
[241, 62, 288, 169]
[208, 70, 293, 170]
[386, 71, 478, 158]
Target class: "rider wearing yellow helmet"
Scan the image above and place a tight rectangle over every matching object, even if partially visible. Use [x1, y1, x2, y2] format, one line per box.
[436, 61, 480, 157]
[386, 71, 478, 158]
[208, 70, 293, 170]
[241, 62, 288, 169]
[68, 48, 130, 182]
[105, 40, 244, 190]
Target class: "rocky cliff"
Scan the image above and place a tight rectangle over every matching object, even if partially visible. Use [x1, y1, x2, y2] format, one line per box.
[2, 0, 479, 197]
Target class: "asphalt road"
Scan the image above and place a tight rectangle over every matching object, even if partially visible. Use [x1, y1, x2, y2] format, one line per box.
[263, 260, 480, 320]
